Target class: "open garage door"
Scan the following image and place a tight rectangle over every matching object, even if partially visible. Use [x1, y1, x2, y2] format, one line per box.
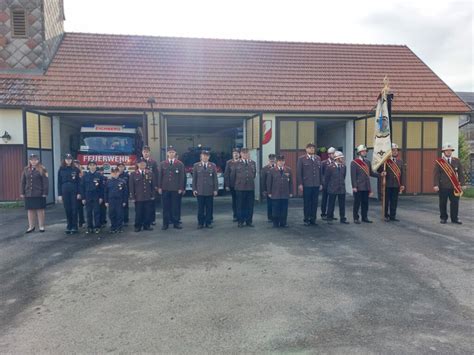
[24, 109, 55, 204]
[164, 114, 246, 193]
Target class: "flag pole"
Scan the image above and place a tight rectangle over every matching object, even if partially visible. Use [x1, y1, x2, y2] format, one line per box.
[382, 161, 387, 220]
[381, 76, 391, 221]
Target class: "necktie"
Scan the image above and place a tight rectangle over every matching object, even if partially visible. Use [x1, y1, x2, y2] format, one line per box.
[245, 160, 248, 165]
[280, 168, 283, 176]
[204, 163, 207, 170]
[169, 160, 173, 166]
[141, 170, 144, 177]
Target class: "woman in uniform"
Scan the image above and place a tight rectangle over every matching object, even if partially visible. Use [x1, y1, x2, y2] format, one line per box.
[20, 153, 49, 233]
[57, 153, 81, 234]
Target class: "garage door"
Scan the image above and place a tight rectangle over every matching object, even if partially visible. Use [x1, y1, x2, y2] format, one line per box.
[24, 110, 55, 203]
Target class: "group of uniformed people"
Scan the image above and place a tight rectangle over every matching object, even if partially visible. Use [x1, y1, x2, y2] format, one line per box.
[21, 140, 467, 234]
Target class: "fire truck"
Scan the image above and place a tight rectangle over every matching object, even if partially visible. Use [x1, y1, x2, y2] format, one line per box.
[76, 124, 143, 175]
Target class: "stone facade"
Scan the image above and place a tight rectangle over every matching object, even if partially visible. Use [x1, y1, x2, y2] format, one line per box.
[0, 0, 64, 72]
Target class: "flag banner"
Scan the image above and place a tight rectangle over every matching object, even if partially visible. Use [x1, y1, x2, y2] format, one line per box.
[371, 91, 392, 171]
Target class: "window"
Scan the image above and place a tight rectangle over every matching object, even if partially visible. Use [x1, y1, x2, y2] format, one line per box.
[79, 134, 135, 154]
[11, 8, 27, 37]
[278, 119, 316, 150]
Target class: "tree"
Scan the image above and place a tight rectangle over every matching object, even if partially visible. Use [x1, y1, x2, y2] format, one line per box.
[458, 132, 470, 168]
[458, 132, 471, 184]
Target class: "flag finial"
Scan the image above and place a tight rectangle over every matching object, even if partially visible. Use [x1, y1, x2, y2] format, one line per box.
[382, 75, 390, 95]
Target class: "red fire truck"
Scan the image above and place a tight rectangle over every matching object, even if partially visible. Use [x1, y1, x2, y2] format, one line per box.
[76, 124, 143, 174]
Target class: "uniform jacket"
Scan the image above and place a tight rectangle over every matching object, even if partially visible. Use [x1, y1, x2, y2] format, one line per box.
[433, 156, 465, 189]
[57, 166, 81, 196]
[143, 157, 159, 185]
[105, 177, 128, 204]
[260, 163, 275, 193]
[129, 169, 155, 202]
[296, 155, 322, 187]
[224, 159, 239, 188]
[158, 159, 185, 191]
[379, 158, 406, 188]
[266, 166, 293, 199]
[119, 171, 130, 196]
[81, 171, 104, 200]
[321, 158, 334, 180]
[325, 163, 346, 195]
[231, 159, 257, 191]
[192, 161, 218, 196]
[20, 167, 49, 197]
[350, 157, 378, 192]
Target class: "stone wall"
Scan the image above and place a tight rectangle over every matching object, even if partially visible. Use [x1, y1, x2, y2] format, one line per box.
[0, 0, 64, 72]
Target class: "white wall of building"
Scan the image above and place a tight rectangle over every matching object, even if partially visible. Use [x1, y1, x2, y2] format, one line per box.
[261, 113, 277, 160]
[442, 115, 461, 157]
[0, 109, 23, 144]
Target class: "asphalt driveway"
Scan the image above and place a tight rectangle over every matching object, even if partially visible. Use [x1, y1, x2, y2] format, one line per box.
[0, 195, 473, 354]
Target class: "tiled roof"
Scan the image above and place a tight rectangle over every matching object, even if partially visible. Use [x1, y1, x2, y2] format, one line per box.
[0, 32, 470, 113]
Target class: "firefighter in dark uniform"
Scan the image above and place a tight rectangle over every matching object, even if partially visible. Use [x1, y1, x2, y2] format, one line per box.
[192, 150, 218, 229]
[81, 160, 104, 234]
[97, 166, 108, 227]
[129, 158, 156, 232]
[158, 146, 185, 230]
[320, 147, 336, 220]
[57, 153, 81, 234]
[105, 167, 128, 233]
[231, 148, 257, 228]
[351, 144, 381, 224]
[261, 153, 276, 223]
[117, 162, 130, 227]
[266, 155, 293, 228]
[224, 148, 240, 222]
[74, 160, 85, 228]
[141, 146, 159, 225]
[380, 143, 406, 222]
[433, 143, 466, 224]
[325, 151, 349, 224]
[296, 142, 322, 226]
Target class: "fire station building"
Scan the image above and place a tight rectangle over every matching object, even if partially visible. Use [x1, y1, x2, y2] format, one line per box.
[0, 0, 471, 202]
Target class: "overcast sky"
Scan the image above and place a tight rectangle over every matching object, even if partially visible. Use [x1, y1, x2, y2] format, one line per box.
[64, 0, 473, 92]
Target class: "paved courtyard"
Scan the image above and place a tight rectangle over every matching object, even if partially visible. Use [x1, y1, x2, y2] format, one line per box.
[0, 196, 473, 354]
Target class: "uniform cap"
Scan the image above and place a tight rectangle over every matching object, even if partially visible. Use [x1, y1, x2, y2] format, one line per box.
[111, 166, 120, 172]
[306, 142, 316, 148]
[442, 143, 455, 151]
[87, 160, 97, 165]
[142, 145, 151, 151]
[167, 145, 176, 152]
[276, 155, 285, 161]
[334, 151, 344, 159]
[200, 150, 210, 156]
[268, 154, 276, 159]
[29, 153, 39, 159]
[356, 144, 367, 154]
[232, 148, 240, 153]
[391, 143, 399, 149]
[64, 153, 73, 159]
[327, 147, 336, 154]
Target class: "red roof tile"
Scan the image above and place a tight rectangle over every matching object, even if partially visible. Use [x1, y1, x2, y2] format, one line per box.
[0, 32, 470, 113]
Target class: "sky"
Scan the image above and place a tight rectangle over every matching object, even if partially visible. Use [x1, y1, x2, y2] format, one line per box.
[64, 0, 473, 92]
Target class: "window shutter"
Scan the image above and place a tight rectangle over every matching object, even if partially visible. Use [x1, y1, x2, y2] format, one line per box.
[11, 8, 27, 37]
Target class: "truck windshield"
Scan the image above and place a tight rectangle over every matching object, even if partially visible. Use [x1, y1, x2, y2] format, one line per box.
[79, 134, 135, 154]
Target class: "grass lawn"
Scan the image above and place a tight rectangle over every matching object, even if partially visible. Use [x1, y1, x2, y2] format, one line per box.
[462, 187, 474, 198]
